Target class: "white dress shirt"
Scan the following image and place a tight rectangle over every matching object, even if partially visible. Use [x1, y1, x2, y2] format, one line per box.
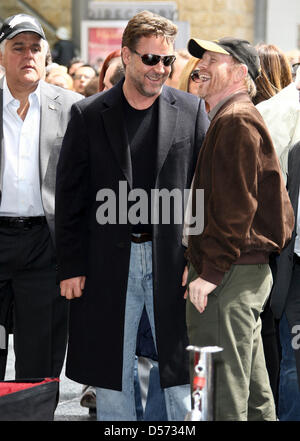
[0, 76, 44, 217]
[256, 81, 300, 184]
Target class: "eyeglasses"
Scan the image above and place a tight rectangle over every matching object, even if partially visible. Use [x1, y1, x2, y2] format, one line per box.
[190, 69, 201, 83]
[292, 62, 300, 77]
[132, 49, 176, 67]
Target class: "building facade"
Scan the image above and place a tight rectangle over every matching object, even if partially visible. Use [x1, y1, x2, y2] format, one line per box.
[0, 1, 299, 62]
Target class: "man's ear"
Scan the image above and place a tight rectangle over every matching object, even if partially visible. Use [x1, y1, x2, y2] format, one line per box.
[234, 63, 247, 82]
[121, 46, 131, 68]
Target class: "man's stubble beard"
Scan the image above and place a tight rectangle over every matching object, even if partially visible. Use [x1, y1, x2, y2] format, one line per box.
[131, 74, 166, 98]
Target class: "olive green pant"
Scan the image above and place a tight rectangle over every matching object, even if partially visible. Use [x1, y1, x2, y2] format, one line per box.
[186, 263, 276, 421]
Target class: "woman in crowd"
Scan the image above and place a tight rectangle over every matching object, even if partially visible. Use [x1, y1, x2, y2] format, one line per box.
[98, 49, 122, 92]
[177, 56, 202, 96]
[253, 43, 293, 105]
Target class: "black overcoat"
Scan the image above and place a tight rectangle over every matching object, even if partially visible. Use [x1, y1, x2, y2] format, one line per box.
[55, 81, 208, 389]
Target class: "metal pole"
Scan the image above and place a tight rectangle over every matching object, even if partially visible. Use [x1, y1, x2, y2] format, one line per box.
[71, 0, 88, 56]
[185, 345, 223, 421]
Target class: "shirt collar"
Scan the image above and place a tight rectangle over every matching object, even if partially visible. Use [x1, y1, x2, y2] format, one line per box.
[3, 76, 41, 108]
[208, 92, 242, 121]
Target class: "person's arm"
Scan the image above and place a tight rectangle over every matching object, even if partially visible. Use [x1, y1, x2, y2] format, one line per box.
[187, 277, 217, 313]
[182, 265, 216, 313]
[60, 276, 86, 299]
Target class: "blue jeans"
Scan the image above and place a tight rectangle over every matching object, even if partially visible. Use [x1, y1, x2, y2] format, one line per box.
[96, 241, 191, 421]
[135, 357, 168, 421]
[278, 313, 300, 420]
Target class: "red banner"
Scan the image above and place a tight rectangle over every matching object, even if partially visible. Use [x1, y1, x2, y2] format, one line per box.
[88, 26, 125, 64]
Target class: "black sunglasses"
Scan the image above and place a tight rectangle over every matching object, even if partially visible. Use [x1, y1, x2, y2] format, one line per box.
[190, 69, 201, 83]
[132, 49, 176, 67]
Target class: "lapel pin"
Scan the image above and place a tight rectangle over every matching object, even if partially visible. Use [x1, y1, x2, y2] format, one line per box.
[49, 104, 57, 110]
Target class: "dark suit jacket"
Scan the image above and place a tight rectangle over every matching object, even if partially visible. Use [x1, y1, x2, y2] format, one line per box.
[271, 141, 300, 319]
[271, 141, 300, 385]
[55, 81, 209, 389]
[0, 79, 82, 244]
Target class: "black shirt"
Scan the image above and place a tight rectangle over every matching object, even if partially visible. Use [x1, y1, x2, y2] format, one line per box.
[122, 93, 158, 233]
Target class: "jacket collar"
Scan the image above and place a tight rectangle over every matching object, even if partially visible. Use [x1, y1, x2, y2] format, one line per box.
[211, 91, 251, 120]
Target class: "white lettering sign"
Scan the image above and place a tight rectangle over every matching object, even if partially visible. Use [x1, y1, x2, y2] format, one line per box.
[88, 1, 177, 21]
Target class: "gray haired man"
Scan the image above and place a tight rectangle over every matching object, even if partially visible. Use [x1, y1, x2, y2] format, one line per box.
[0, 14, 82, 380]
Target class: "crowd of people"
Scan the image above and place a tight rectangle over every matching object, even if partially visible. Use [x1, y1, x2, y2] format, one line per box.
[0, 10, 300, 422]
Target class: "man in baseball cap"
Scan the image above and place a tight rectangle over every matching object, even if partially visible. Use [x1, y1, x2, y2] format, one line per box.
[184, 34, 293, 421]
[188, 37, 261, 81]
[0, 13, 46, 43]
[0, 14, 82, 384]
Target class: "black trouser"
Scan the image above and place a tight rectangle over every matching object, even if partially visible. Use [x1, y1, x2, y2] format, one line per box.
[261, 254, 281, 410]
[0, 283, 13, 380]
[0, 221, 68, 379]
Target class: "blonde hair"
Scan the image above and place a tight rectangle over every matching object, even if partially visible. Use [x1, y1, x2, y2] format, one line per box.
[46, 68, 73, 90]
[245, 73, 257, 98]
[177, 57, 200, 92]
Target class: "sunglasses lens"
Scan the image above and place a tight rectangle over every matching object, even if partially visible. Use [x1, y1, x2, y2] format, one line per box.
[141, 54, 161, 66]
[163, 56, 176, 66]
[140, 54, 176, 66]
[191, 71, 201, 82]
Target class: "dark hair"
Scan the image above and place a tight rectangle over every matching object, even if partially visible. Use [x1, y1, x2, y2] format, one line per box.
[110, 62, 125, 86]
[67, 57, 85, 75]
[76, 64, 98, 76]
[68, 57, 85, 68]
[45, 47, 52, 67]
[121, 10, 177, 51]
[83, 76, 100, 97]
[253, 43, 293, 105]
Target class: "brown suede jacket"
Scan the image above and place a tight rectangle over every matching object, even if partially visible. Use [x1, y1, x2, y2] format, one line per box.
[186, 92, 294, 285]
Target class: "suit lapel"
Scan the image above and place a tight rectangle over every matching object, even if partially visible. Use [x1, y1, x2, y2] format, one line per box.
[39, 81, 62, 183]
[156, 87, 178, 182]
[102, 83, 133, 189]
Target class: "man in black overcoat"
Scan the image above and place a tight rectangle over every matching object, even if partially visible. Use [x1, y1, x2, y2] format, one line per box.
[55, 10, 208, 421]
